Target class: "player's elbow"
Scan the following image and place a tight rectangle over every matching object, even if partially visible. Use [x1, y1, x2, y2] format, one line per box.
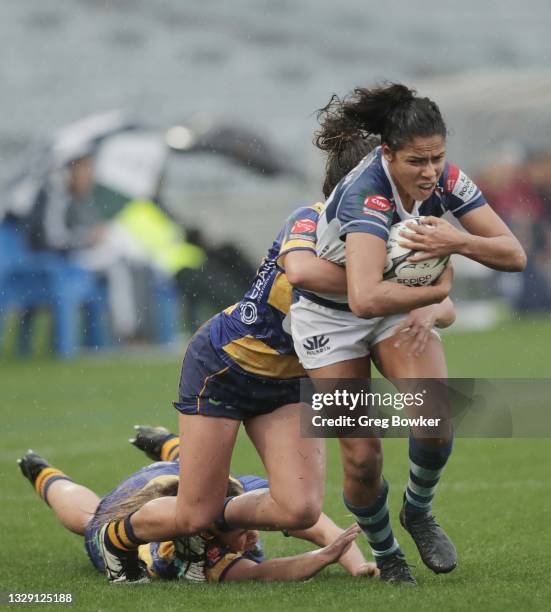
[349, 290, 383, 319]
[285, 264, 307, 288]
[511, 247, 527, 272]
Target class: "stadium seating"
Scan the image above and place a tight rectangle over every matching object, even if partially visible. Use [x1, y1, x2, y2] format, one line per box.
[0, 221, 109, 358]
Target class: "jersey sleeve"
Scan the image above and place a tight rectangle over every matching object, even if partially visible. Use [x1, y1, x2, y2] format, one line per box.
[277, 204, 323, 267]
[337, 189, 394, 241]
[442, 163, 487, 218]
[204, 542, 258, 582]
[238, 474, 269, 491]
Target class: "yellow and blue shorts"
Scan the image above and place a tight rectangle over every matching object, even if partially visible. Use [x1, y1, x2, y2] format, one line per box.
[174, 322, 301, 421]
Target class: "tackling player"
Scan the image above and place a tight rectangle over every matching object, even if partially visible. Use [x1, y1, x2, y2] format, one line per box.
[84, 131, 384, 585]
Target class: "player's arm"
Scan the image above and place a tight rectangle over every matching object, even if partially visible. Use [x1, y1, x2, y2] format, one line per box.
[286, 513, 377, 577]
[223, 524, 360, 582]
[390, 296, 456, 356]
[434, 296, 455, 328]
[281, 250, 347, 294]
[400, 206, 526, 272]
[346, 232, 453, 318]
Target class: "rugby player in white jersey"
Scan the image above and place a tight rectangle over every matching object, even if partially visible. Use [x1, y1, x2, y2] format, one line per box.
[288, 83, 526, 584]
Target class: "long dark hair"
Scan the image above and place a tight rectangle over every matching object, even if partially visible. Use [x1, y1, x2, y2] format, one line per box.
[315, 83, 447, 193]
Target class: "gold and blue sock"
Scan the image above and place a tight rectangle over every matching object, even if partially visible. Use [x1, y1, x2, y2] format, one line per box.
[102, 512, 146, 555]
[34, 468, 73, 507]
[160, 435, 180, 462]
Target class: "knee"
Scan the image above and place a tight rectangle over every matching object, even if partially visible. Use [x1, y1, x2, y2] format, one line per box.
[342, 440, 383, 484]
[279, 495, 323, 530]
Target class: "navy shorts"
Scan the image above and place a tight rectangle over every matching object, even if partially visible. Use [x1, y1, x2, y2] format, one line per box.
[174, 322, 301, 421]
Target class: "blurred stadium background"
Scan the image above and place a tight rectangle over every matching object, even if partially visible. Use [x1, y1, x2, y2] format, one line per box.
[1, 1, 550, 609]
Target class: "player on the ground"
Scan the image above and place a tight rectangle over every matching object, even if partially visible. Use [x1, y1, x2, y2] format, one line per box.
[285, 83, 526, 584]
[17, 443, 377, 583]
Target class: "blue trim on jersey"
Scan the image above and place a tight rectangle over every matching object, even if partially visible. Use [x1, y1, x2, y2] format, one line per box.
[296, 289, 351, 311]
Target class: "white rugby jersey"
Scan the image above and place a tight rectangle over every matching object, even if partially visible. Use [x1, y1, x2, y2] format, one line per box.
[298, 146, 486, 309]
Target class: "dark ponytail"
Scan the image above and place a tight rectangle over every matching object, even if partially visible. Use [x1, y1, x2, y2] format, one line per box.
[314, 94, 380, 197]
[315, 83, 447, 182]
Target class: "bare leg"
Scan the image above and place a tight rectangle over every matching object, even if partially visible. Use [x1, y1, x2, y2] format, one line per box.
[307, 357, 381, 507]
[130, 413, 241, 540]
[372, 333, 452, 446]
[45, 480, 100, 535]
[224, 403, 325, 531]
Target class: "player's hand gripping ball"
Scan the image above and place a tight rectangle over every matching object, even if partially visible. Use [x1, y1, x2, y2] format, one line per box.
[384, 217, 449, 286]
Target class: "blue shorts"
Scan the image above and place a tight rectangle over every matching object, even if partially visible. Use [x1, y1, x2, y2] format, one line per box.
[174, 321, 301, 421]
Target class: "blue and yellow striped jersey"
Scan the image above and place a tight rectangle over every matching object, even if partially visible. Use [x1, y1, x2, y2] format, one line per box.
[208, 203, 323, 379]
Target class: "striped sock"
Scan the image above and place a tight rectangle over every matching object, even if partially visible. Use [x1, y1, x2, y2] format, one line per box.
[34, 468, 73, 507]
[160, 435, 180, 462]
[344, 480, 402, 565]
[405, 434, 453, 517]
[102, 512, 146, 554]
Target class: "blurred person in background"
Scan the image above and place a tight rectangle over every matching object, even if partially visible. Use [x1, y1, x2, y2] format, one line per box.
[476, 145, 551, 312]
[21, 146, 153, 341]
[95, 130, 257, 333]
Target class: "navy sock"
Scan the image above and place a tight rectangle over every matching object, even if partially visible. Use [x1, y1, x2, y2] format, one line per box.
[344, 480, 402, 565]
[213, 496, 235, 533]
[405, 433, 453, 517]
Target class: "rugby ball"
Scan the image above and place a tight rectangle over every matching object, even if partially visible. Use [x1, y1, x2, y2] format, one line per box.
[383, 218, 449, 286]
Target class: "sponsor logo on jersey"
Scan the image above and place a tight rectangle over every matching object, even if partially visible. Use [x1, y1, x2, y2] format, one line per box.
[240, 301, 258, 324]
[452, 171, 477, 202]
[303, 334, 330, 355]
[249, 258, 276, 300]
[291, 218, 316, 234]
[445, 164, 460, 192]
[362, 209, 389, 224]
[363, 195, 391, 212]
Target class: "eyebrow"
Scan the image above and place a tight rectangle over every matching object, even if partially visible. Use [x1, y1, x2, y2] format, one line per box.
[407, 152, 446, 160]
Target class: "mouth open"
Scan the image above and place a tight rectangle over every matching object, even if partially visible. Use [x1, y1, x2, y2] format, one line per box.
[418, 183, 435, 196]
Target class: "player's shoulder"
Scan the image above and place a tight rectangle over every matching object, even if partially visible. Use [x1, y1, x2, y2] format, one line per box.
[440, 162, 478, 200]
[333, 147, 393, 214]
[285, 202, 324, 225]
[282, 203, 323, 240]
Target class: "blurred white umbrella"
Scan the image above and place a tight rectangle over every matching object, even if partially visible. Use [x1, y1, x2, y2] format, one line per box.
[2, 110, 136, 220]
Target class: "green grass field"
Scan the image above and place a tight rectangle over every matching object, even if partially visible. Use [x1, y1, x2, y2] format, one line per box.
[2, 318, 550, 610]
